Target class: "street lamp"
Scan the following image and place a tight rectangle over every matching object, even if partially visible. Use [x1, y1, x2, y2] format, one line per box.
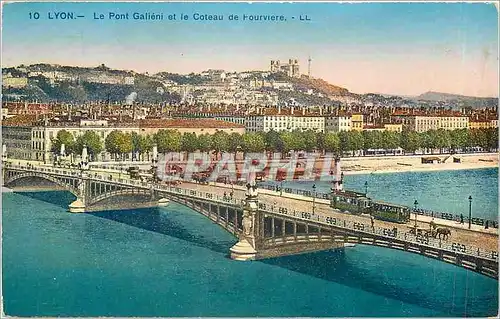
[312, 184, 317, 214]
[280, 179, 284, 196]
[468, 195, 473, 229]
[413, 200, 419, 228]
[364, 181, 368, 196]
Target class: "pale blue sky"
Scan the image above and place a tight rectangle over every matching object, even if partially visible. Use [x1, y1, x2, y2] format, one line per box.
[2, 2, 498, 96]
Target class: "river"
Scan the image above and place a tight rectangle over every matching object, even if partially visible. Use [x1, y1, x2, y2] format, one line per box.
[2, 168, 498, 316]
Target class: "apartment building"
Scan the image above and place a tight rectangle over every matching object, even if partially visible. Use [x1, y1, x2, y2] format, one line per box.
[325, 114, 352, 132]
[245, 107, 324, 133]
[402, 115, 469, 132]
[351, 113, 364, 131]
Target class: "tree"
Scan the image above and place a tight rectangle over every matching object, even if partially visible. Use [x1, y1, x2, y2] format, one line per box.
[181, 132, 198, 153]
[370, 131, 384, 150]
[154, 129, 182, 153]
[51, 130, 75, 155]
[486, 128, 498, 152]
[381, 131, 400, 153]
[211, 130, 229, 159]
[105, 131, 132, 160]
[401, 130, 420, 153]
[291, 130, 306, 152]
[279, 131, 293, 156]
[131, 133, 152, 160]
[302, 129, 317, 153]
[345, 131, 364, 155]
[338, 131, 350, 155]
[324, 132, 340, 154]
[75, 131, 103, 160]
[242, 133, 266, 153]
[228, 132, 243, 154]
[105, 130, 122, 158]
[449, 129, 461, 152]
[264, 130, 283, 154]
[434, 129, 451, 154]
[197, 133, 212, 154]
[452, 129, 469, 152]
[316, 132, 326, 154]
[362, 131, 375, 152]
[420, 131, 438, 153]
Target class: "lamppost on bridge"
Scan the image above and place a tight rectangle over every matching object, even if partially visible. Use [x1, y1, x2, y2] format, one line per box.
[80, 144, 89, 174]
[312, 184, 316, 214]
[364, 181, 368, 196]
[151, 144, 158, 183]
[468, 195, 473, 229]
[413, 200, 419, 228]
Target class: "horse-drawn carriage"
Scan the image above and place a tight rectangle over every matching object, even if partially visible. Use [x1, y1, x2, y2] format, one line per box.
[409, 222, 451, 240]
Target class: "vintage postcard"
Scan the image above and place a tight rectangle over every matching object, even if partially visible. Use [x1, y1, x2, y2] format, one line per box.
[1, 1, 498, 317]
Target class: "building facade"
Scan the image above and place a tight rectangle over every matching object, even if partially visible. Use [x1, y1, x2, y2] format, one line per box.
[139, 119, 245, 136]
[325, 115, 352, 132]
[402, 115, 469, 132]
[351, 114, 364, 131]
[245, 107, 324, 133]
[2, 126, 33, 160]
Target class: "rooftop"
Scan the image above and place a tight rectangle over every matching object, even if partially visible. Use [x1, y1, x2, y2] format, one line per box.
[139, 118, 245, 129]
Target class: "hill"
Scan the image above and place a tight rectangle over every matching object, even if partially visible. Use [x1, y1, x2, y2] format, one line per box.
[3, 64, 181, 104]
[291, 76, 349, 97]
[414, 91, 498, 109]
[267, 72, 349, 97]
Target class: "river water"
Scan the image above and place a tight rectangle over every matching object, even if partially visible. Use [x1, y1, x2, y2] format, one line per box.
[2, 168, 498, 317]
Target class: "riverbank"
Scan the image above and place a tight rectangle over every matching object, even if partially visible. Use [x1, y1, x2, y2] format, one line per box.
[5, 152, 498, 177]
[341, 153, 498, 175]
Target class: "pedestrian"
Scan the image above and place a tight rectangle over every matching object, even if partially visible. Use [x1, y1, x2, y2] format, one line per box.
[230, 191, 234, 199]
[460, 214, 464, 224]
[370, 215, 375, 230]
[485, 220, 489, 229]
[223, 192, 227, 200]
[393, 227, 398, 237]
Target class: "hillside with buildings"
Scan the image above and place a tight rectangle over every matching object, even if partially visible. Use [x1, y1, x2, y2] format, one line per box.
[2, 61, 498, 112]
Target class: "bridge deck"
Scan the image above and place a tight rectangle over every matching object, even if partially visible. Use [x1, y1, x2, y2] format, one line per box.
[176, 181, 499, 252]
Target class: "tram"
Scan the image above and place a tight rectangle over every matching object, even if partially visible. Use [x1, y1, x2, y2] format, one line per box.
[331, 190, 411, 223]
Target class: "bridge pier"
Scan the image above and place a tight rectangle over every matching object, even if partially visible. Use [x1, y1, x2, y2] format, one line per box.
[230, 181, 259, 261]
[157, 198, 170, 207]
[68, 198, 86, 213]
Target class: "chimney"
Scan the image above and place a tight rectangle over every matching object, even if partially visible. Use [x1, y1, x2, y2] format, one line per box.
[291, 106, 294, 115]
[278, 104, 281, 114]
[302, 107, 306, 116]
[319, 106, 323, 116]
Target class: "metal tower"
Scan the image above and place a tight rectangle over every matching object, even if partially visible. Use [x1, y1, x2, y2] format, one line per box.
[307, 56, 312, 78]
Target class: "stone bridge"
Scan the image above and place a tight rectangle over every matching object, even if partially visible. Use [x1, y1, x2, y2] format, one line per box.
[2, 164, 498, 279]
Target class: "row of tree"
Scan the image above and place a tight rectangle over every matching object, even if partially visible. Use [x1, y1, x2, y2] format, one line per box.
[51, 127, 498, 160]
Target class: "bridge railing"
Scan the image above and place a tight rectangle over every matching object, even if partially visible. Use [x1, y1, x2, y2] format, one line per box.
[256, 204, 498, 262]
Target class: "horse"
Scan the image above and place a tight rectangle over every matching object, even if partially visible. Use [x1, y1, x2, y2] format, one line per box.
[434, 227, 451, 240]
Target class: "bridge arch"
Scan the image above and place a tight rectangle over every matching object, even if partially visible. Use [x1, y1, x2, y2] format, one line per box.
[87, 188, 154, 207]
[4, 172, 80, 198]
[158, 191, 243, 237]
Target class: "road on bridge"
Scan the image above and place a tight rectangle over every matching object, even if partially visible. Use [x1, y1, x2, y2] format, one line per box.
[175, 181, 498, 252]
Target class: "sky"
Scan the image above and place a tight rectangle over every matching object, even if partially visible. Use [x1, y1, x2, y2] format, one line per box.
[2, 1, 499, 97]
